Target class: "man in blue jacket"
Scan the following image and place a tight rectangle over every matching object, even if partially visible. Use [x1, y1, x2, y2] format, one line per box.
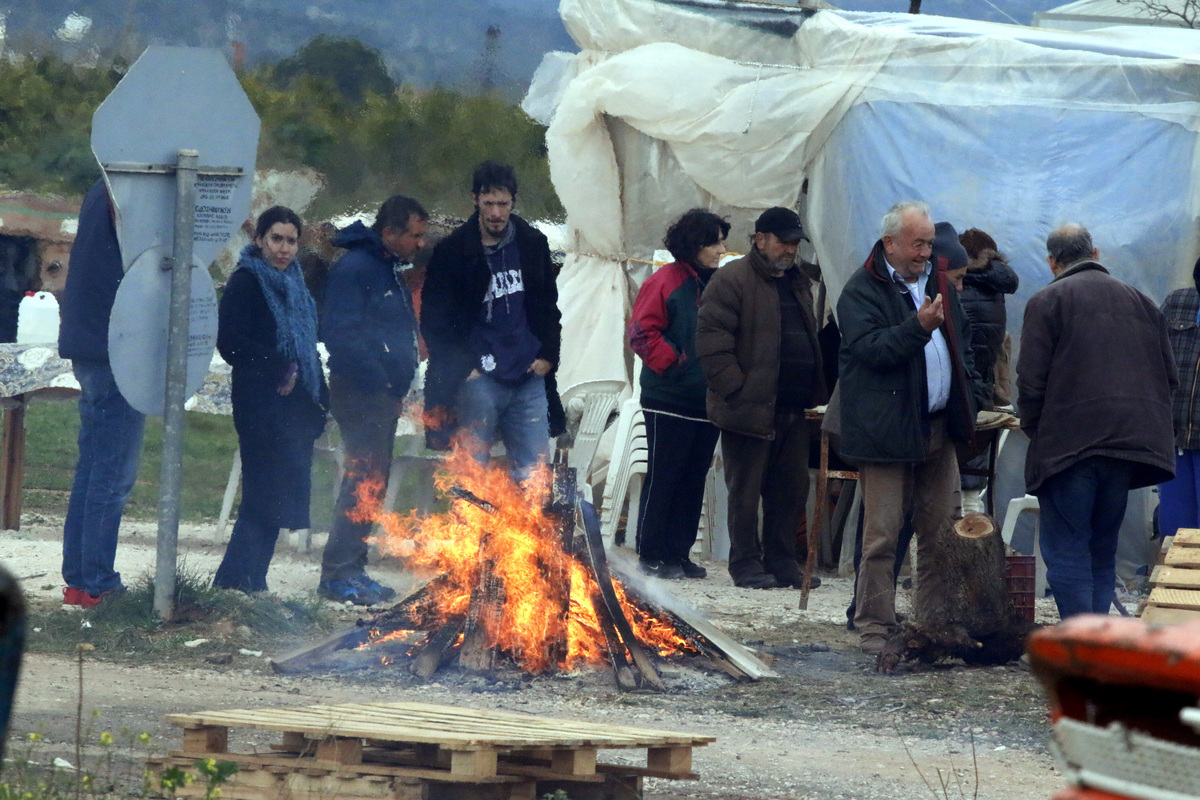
[319, 195, 428, 605]
[59, 178, 143, 609]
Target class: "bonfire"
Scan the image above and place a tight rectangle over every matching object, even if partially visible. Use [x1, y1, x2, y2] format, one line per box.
[353, 442, 695, 675]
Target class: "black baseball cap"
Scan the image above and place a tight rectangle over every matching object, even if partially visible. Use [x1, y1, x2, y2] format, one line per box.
[754, 207, 808, 243]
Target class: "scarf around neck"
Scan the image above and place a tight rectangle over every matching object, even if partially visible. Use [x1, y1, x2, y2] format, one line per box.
[237, 244, 322, 402]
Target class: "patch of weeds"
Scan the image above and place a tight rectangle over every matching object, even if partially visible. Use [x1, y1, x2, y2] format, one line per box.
[1, 726, 158, 799]
[26, 564, 335, 661]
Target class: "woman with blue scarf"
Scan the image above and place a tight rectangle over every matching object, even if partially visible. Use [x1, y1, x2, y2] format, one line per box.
[213, 206, 328, 593]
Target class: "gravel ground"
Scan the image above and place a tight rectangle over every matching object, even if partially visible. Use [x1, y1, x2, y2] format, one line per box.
[3, 518, 1069, 799]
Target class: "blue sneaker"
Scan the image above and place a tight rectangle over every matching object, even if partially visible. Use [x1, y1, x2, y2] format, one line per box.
[318, 573, 397, 606]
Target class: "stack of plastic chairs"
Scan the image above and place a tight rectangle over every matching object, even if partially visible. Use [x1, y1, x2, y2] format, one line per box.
[599, 362, 647, 546]
[560, 379, 626, 494]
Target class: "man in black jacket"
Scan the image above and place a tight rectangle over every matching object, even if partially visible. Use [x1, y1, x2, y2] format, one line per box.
[422, 161, 564, 480]
[836, 201, 982, 655]
[319, 195, 428, 606]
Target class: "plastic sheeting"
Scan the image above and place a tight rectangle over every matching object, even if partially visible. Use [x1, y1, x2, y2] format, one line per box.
[526, 0, 1200, 395]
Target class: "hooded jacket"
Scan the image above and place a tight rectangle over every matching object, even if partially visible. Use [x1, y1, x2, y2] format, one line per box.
[835, 240, 983, 464]
[1018, 259, 1176, 493]
[421, 212, 564, 448]
[59, 179, 123, 364]
[320, 221, 419, 399]
[959, 248, 1019, 407]
[696, 247, 826, 438]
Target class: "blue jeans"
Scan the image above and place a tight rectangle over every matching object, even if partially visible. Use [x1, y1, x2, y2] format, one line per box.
[457, 373, 549, 481]
[61, 362, 146, 596]
[1036, 456, 1133, 620]
[1158, 449, 1196, 539]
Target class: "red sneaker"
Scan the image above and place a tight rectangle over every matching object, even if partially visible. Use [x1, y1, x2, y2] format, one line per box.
[62, 587, 105, 609]
[62, 587, 86, 606]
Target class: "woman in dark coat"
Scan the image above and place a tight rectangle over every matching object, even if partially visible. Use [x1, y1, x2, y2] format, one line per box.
[955, 228, 1019, 409]
[213, 206, 327, 593]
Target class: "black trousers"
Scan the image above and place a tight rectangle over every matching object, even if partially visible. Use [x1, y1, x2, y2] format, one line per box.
[721, 411, 811, 583]
[214, 518, 279, 593]
[321, 375, 399, 583]
[634, 410, 720, 563]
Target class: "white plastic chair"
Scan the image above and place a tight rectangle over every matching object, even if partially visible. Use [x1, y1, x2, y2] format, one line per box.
[1000, 493, 1046, 597]
[559, 379, 625, 482]
[599, 400, 648, 545]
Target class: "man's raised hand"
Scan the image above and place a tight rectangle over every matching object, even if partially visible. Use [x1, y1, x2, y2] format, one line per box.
[917, 293, 945, 332]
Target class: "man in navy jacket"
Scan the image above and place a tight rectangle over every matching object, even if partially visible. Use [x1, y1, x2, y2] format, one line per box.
[319, 195, 428, 605]
[59, 178, 144, 608]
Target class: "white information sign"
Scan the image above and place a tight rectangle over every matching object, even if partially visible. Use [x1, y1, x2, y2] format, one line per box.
[90, 46, 259, 414]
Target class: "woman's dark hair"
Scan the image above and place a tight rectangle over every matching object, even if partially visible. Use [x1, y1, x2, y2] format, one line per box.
[958, 227, 1000, 261]
[663, 209, 730, 266]
[472, 160, 518, 197]
[255, 205, 303, 240]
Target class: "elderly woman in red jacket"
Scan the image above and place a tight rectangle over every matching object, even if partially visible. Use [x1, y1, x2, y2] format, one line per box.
[626, 209, 730, 579]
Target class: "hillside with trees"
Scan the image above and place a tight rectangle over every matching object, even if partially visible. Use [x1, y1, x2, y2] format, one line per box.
[0, 36, 562, 220]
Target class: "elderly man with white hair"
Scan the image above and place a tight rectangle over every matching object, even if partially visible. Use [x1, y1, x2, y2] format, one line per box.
[835, 201, 985, 656]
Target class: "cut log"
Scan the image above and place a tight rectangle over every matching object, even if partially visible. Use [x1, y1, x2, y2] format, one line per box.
[877, 512, 1036, 674]
[270, 624, 370, 674]
[641, 591, 778, 681]
[541, 462, 576, 669]
[411, 617, 465, 679]
[460, 530, 504, 672]
[953, 512, 995, 540]
[587, 583, 639, 690]
[577, 499, 666, 691]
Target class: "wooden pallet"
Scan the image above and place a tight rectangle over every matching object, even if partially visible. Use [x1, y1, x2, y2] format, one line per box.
[1144, 529, 1200, 625]
[147, 701, 714, 800]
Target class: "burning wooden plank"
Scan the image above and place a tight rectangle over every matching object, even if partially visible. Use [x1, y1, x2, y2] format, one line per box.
[577, 499, 666, 691]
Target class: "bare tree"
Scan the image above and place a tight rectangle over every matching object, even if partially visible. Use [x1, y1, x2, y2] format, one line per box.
[1115, 0, 1199, 27]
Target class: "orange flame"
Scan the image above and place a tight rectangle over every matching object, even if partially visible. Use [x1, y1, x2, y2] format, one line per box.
[363, 439, 694, 672]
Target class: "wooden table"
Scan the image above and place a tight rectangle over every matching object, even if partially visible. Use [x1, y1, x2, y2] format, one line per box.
[0, 343, 233, 530]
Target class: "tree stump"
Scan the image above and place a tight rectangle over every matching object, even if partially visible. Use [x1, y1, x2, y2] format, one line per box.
[877, 512, 1037, 674]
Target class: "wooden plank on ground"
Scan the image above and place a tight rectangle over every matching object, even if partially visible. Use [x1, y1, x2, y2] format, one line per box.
[269, 625, 370, 674]
[166, 701, 714, 750]
[1164, 548, 1200, 568]
[1149, 566, 1200, 589]
[646, 596, 778, 681]
[1146, 586, 1200, 611]
[153, 751, 518, 784]
[1173, 529, 1200, 546]
[1142, 605, 1200, 626]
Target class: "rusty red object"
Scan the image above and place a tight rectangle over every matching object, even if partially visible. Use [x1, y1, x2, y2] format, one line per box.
[1029, 614, 1200, 749]
[1052, 788, 1133, 800]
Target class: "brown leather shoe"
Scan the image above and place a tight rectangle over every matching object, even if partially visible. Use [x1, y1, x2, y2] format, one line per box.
[860, 633, 888, 655]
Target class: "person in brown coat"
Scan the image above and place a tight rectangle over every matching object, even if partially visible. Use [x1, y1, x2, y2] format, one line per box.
[1018, 223, 1176, 620]
[697, 207, 827, 589]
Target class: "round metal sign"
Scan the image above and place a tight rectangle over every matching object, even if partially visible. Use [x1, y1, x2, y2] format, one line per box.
[108, 247, 219, 416]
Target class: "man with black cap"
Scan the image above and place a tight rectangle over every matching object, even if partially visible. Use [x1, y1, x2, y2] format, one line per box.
[835, 201, 984, 655]
[697, 206, 827, 589]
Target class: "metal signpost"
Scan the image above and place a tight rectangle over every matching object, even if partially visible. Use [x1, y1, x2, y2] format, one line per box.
[91, 47, 259, 620]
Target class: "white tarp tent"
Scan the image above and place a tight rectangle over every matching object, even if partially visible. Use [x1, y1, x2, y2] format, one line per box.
[524, 0, 1200, 396]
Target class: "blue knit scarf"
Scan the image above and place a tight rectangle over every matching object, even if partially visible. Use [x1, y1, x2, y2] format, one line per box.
[237, 244, 322, 402]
